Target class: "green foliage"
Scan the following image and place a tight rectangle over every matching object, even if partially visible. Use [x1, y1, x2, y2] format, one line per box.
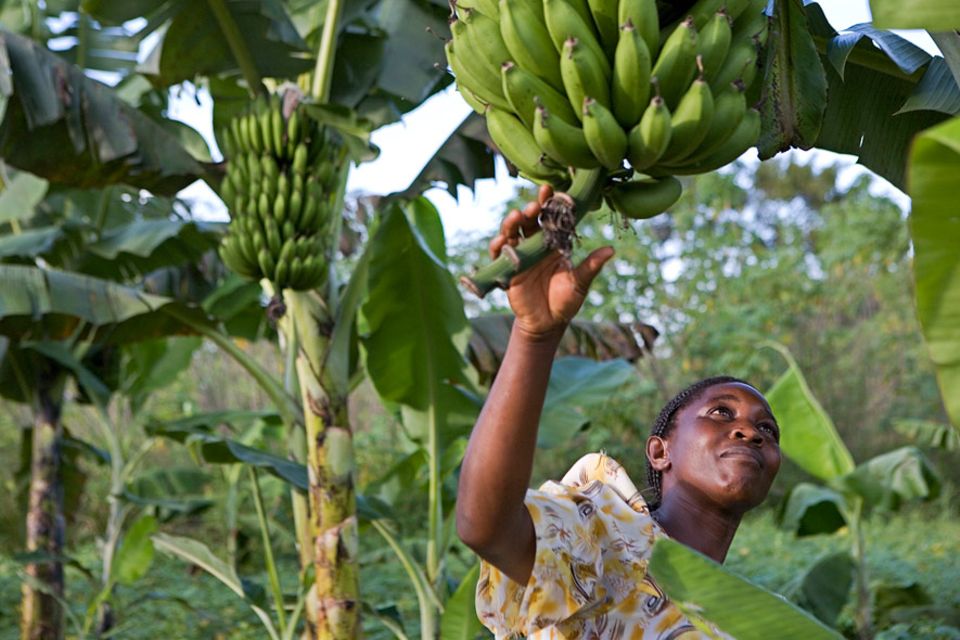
[781, 551, 855, 627]
[869, 0, 960, 29]
[362, 199, 472, 411]
[0, 30, 208, 194]
[778, 483, 847, 536]
[908, 116, 960, 430]
[538, 357, 637, 448]
[439, 563, 484, 640]
[757, 0, 828, 158]
[649, 538, 842, 639]
[112, 515, 157, 586]
[765, 343, 855, 481]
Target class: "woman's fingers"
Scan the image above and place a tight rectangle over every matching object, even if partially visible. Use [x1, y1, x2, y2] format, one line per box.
[491, 208, 525, 258]
[537, 184, 553, 205]
[499, 208, 525, 239]
[519, 200, 541, 238]
[489, 191, 554, 259]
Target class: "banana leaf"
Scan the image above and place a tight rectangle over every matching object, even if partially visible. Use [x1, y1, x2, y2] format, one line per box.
[467, 314, 655, 385]
[803, 4, 958, 189]
[907, 116, 960, 429]
[0, 30, 208, 194]
[869, 0, 960, 29]
[763, 343, 855, 482]
[648, 538, 843, 639]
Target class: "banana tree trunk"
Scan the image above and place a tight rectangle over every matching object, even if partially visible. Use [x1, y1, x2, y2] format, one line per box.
[288, 292, 359, 639]
[21, 373, 67, 640]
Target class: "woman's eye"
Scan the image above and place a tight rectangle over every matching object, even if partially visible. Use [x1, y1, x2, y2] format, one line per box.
[759, 423, 779, 439]
[711, 406, 733, 418]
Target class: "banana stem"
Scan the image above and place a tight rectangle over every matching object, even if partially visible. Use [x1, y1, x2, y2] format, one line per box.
[207, 0, 265, 97]
[460, 168, 608, 298]
[311, 0, 344, 101]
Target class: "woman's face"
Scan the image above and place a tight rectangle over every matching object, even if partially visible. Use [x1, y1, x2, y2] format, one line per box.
[657, 382, 781, 513]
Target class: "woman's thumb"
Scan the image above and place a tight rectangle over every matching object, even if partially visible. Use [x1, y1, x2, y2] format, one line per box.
[573, 246, 615, 290]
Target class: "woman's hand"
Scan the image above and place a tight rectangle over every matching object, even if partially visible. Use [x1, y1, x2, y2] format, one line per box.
[490, 185, 615, 340]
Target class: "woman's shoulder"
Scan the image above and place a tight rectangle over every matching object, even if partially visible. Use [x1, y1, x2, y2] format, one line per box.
[542, 451, 652, 515]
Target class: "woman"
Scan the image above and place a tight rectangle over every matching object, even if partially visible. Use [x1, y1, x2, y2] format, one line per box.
[456, 185, 782, 638]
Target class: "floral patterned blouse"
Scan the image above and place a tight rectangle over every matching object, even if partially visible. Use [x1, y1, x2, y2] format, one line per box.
[475, 452, 732, 639]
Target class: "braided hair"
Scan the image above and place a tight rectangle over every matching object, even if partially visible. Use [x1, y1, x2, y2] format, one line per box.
[645, 376, 756, 510]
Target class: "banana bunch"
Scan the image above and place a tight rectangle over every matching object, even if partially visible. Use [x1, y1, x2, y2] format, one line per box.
[217, 90, 344, 291]
[446, 0, 768, 219]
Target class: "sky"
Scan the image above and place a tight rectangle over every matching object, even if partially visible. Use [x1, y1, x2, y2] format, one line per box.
[169, 0, 940, 241]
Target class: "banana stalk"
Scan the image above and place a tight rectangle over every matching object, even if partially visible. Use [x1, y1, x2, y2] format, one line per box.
[287, 289, 359, 640]
[20, 374, 67, 640]
[461, 167, 607, 297]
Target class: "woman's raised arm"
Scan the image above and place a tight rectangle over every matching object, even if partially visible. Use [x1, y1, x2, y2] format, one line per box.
[455, 186, 614, 584]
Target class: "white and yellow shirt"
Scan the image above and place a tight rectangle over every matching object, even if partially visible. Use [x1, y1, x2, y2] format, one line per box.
[476, 453, 732, 639]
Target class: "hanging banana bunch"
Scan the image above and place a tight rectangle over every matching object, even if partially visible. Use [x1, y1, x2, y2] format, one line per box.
[217, 88, 345, 291]
[446, 0, 769, 220]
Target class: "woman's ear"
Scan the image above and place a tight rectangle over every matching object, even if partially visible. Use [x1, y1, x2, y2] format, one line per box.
[646, 436, 670, 472]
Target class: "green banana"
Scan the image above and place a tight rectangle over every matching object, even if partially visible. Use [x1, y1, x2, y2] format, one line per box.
[676, 0, 750, 31]
[220, 238, 258, 279]
[669, 107, 760, 175]
[586, 0, 620, 56]
[261, 154, 279, 184]
[606, 176, 682, 219]
[543, 0, 610, 78]
[248, 112, 264, 154]
[711, 38, 758, 91]
[220, 174, 236, 208]
[698, 11, 732, 82]
[582, 97, 627, 171]
[293, 143, 308, 177]
[277, 238, 297, 269]
[448, 22, 511, 111]
[238, 230, 257, 266]
[732, 0, 769, 45]
[257, 248, 276, 279]
[612, 21, 652, 129]
[681, 83, 746, 163]
[299, 193, 318, 231]
[274, 191, 288, 225]
[560, 37, 612, 122]
[287, 108, 302, 150]
[457, 0, 499, 20]
[282, 220, 295, 242]
[271, 104, 284, 159]
[259, 107, 274, 156]
[288, 256, 305, 290]
[274, 256, 290, 288]
[486, 106, 565, 182]
[502, 61, 579, 130]
[258, 191, 271, 222]
[533, 104, 601, 169]
[232, 118, 246, 153]
[498, 0, 564, 91]
[461, 10, 512, 72]
[264, 216, 282, 257]
[651, 17, 699, 110]
[288, 187, 303, 227]
[446, 41, 503, 111]
[660, 75, 714, 164]
[458, 81, 488, 114]
[627, 95, 672, 171]
[618, 0, 659, 57]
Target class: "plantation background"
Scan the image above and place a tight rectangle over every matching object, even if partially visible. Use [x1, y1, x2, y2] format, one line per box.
[1, 158, 958, 638]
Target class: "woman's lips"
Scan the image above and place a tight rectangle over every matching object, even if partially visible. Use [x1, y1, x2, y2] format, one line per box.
[720, 446, 763, 467]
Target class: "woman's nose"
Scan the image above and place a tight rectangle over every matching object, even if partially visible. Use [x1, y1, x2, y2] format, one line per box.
[733, 423, 763, 445]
